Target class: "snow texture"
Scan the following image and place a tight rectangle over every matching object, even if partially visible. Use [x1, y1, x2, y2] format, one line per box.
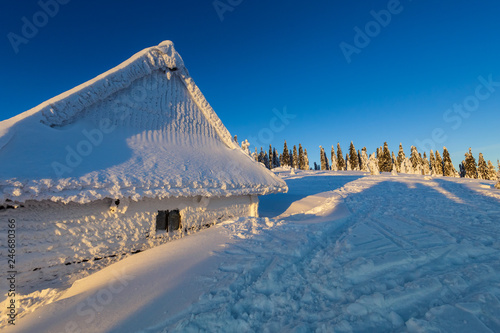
[0, 41, 286, 204]
[5, 171, 500, 332]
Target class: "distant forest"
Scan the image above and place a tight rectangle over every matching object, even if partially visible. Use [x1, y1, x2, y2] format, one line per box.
[234, 136, 500, 184]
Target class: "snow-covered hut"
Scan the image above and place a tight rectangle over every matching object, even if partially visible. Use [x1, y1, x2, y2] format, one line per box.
[0, 41, 287, 285]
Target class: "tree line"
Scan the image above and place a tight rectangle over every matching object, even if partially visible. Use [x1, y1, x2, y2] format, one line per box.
[234, 136, 500, 186]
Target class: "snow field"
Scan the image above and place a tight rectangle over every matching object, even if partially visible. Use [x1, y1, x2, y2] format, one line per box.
[4, 171, 500, 332]
[155, 173, 500, 332]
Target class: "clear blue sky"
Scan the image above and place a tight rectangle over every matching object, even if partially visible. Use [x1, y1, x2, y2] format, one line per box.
[1, 0, 500, 167]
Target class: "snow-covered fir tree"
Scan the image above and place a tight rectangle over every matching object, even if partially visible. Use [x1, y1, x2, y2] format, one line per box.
[477, 153, 488, 180]
[410, 146, 420, 171]
[435, 150, 444, 176]
[292, 145, 299, 169]
[264, 151, 270, 169]
[464, 148, 478, 179]
[304, 149, 310, 170]
[258, 147, 265, 164]
[273, 148, 280, 168]
[337, 143, 345, 170]
[298, 144, 305, 170]
[346, 153, 351, 171]
[391, 158, 398, 176]
[396, 143, 405, 173]
[459, 161, 466, 178]
[487, 160, 498, 181]
[442, 147, 456, 177]
[378, 142, 392, 172]
[268, 145, 273, 169]
[331, 145, 338, 171]
[253, 147, 258, 162]
[360, 147, 370, 172]
[368, 153, 380, 175]
[402, 157, 413, 174]
[233, 135, 238, 145]
[282, 141, 290, 167]
[320, 146, 327, 170]
[349, 142, 359, 170]
[422, 152, 430, 175]
[240, 139, 251, 156]
[429, 150, 436, 176]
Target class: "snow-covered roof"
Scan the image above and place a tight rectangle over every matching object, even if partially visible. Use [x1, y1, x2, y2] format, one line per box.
[0, 41, 287, 204]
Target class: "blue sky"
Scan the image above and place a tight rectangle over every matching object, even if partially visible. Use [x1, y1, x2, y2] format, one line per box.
[1, 0, 500, 167]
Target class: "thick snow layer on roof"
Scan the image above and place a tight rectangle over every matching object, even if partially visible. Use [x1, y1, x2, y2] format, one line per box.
[0, 41, 287, 203]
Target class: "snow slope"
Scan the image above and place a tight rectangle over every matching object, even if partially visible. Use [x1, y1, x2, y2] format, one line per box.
[0, 41, 286, 204]
[4, 171, 500, 332]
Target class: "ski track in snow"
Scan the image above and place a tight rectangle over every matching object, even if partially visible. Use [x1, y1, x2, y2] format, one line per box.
[147, 174, 500, 333]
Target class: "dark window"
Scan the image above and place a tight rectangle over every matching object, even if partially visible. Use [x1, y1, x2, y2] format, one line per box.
[156, 209, 182, 232]
[168, 210, 181, 231]
[156, 211, 168, 230]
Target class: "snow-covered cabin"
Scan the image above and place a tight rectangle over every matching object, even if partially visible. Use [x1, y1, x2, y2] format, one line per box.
[0, 41, 287, 286]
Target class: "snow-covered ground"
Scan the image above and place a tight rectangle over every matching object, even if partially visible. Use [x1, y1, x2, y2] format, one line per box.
[4, 171, 500, 332]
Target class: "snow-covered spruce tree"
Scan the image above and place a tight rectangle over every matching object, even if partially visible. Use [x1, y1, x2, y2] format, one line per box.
[434, 150, 444, 176]
[292, 145, 299, 169]
[358, 150, 362, 170]
[264, 151, 270, 169]
[304, 149, 310, 170]
[273, 148, 280, 168]
[268, 145, 273, 169]
[403, 157, 413, 174]
[429, 150, 436, 176]
[396, 143, 405, 173]
[282, 141, 290, 167]
[391, 151, 397, 171]
[368, 153, 380, 175]
[422, 152, 430, 175]
[337, 143, 345, 170]
[325, 150, 330, 170]
[464, 148, 478, 179]
[391, 158, 398, 176]
[409, 146, 419, 170]
[240, 139, 251, 156]
[497, 160, 500, 179]
[331, 145, 338, 171]
[477, 153, 488, 180]
[298, 144, 305, 170]
[349, 142, 359, 171]
[442, 147, 456, 177]
[258, 147, 264, 164]
[314, 162, 318, 170]
[346, 153, 351, 171]
[233, 135, 238, 145]
[378, 142, 392, 172]
[487, 160, 498, 181]
[459, 161, 466, 178]
[320, 146, 326, 170]
[360, 147, 370, 172]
